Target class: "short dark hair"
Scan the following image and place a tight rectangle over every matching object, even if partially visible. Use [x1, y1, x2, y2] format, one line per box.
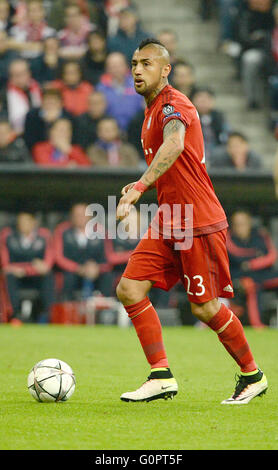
[191, 86, 215, 99]
[97, 116, 118, 127]
[49, 118, 72, 133]
[88, 29, 106, 41]
[65, 3, 81, 13]
[0, 118, 10, 126]
[138, 38, 168, 51]
[174, 59, 194, 71]
[42, 88, 62, 101]
[231, 209, 252, 220]
[17, 211, 37, 219]
[60, 60, 83, 80]
[227, 131, 248, 142]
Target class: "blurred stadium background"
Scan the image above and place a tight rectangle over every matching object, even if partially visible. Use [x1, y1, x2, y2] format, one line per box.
[1, 0, 278, 328]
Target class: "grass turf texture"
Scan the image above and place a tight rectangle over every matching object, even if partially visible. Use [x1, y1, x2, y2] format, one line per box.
[0, 324, 277, 450]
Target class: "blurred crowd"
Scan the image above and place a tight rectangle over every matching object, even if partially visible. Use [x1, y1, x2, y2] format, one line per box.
[200, 0, 278, 138]
[0, 0, 152, 169]
[0, 204, 278, 327]
[0, 0, 273, 171]
[0, 204, 170, 324]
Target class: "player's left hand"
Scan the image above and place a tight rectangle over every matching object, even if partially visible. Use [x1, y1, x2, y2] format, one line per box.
[121, 181, 137, 195]
[116, 188, 142, 221]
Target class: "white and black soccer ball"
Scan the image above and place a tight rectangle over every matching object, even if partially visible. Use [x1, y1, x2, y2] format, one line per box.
[27, 358, 76, 403]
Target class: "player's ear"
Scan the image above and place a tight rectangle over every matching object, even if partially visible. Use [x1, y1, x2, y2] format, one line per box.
[162, 63, 171, 79]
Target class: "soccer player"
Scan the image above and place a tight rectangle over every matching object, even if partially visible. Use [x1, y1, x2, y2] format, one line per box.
[115, 38, 268, 404]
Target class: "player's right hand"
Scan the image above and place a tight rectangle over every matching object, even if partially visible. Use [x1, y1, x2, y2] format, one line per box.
[121, 182, 137, 196]
[116, 189, 142, 221]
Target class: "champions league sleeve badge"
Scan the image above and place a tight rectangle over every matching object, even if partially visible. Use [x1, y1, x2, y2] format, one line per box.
[162, 104, 175, 115]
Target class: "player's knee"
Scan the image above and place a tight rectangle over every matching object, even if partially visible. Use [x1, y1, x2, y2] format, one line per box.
[190, 299, 221, 323]
[116, 277, 150, 305]
[116, 277, 135, 304]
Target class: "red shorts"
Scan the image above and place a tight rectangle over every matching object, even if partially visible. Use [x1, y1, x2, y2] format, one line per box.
[122, 227, 234, 304]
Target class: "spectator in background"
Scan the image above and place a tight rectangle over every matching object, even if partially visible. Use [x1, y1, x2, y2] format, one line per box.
[238, 0, 274, 109]
[227, 209, 278, 327]
[0, 30, 19, 90]
[7, 0, 55, 60]
[0, 212, 55, 324]
[107, 6, 149, 64]
[24, 88, 76, 151]
[0, 119, 31, 163]
[30, 35, 63, 86]
[274, 145, 278, 197]
[199, 0, 214, 20]
[210, 131, 262, 170]
[0, 0, 12, 34]
[54, 202, 113, 300]
[104, 0, 132, 37]
[171, 60, 197, 101]
[96, 52, 143, 130]
[49, 60, 93, 116]
[268, 2, 278, 129]
[87, 116, 140, 167]
[32, 118, 90, 167]
[82, 29, 107, 86]
[127, 101, 145, 158]
[6, 58, 42, 134]
[75, 90, 107, 150]
[48, 0, 102, 32]
[217, 0, 243, 54]
[9, 0, 28, 26]
[88, 1, 108, 36]
[157, 29, 179, 82]
[191, 87, 230, 165]
[0, 90, 6, 119]
[58, 3, 96, 60]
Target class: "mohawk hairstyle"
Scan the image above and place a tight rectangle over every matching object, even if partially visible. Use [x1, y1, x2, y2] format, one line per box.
[138, 38, 168, 52]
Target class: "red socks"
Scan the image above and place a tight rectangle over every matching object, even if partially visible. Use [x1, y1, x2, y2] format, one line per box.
[124, 297, 169, 369]
[124, 298, 257, 375]
[208, 303, 257, 373]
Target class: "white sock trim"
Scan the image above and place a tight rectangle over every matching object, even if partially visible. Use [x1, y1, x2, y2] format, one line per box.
[129, 303, 152, 320]
[216, 310, 234, 334]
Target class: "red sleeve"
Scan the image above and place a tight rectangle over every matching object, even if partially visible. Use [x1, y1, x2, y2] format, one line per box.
[32, 142, 52, 165]
[53, 222, 80, 273]
[226, 230, 256, 258]
[38, 227, 54, 269]
[105, 238, 133, 266]
[33, 143, 91, 167]
[160, 99, 194, 131]
[98, 241, 113, 274]
[0, 227, 12, 268]
[248, 229, 277, 271]
[47, 80, 63, 91]
[68, 146, 91, 166]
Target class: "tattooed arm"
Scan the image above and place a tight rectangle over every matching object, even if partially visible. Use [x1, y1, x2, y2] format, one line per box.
[140, 119, 185, 187]
[116, 119, 185, 220]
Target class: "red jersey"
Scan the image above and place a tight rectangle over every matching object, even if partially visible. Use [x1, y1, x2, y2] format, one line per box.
[141, 84, 228, 236]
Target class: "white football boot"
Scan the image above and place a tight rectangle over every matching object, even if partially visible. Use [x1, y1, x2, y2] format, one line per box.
[121, 369, 178, 402]
[221, 369, 268, 405]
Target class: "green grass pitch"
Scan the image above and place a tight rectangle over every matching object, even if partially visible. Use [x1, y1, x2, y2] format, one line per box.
[0, 324, 277, 450]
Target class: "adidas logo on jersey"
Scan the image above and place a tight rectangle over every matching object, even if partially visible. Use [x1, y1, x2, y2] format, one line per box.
[223, 284, 233, 293]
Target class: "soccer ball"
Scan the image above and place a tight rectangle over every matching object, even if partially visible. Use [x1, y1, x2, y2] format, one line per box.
[27, 358, 76, 402]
